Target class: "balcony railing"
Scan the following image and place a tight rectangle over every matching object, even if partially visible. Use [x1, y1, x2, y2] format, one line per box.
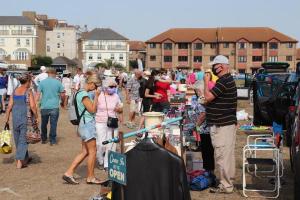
[11, 30, 34, 35]
[85, 45, 106, 50]
[107, 45, 127, 50]
[0, 30, 9, 35]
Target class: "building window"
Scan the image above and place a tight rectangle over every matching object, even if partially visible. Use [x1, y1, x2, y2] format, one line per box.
[26, 39, 30, 46]
[57, 33, 61, 38]
[194, 43, 203, 50]
[111, 53, 115, 60]
[0, 38, 4, 46]
[15, 51, 28, 60]
[16, 39, 21, 46]
[47, 45, 50, 52]
[119, 54, 124, 60]
[164, 43, 172, 50]
[62, 43, 64, 47]
[97, 54, 101, 60]
[88, 54, 93, 60]
[150, 55, 156, 61]
[286, 56, 293, 61]
[57, 43, 60, 48]
[178, 43, 188, 49]
[269, 56, 278, 62]
[62, 33, 65, 37]
[193, 56, 202, 63]
[238, 42, 246, 49]
[178, 56, 188, 62]
[210, 43, 217, 49]
[47, 38, 50, 41]
[252, 42, 263, 49]
[238, 56, 247, 63]
[0, 49, 6, 57]
[164, 56, 172, 62]
[252, 56, 262, 62]
[149, 43, 156, 48]
[286, 43, 293, 48]
[26, 26, 32, 33]
[223, 43, 229, 48]
[269, 43, 278, 49]
[210, 56, 215, 61]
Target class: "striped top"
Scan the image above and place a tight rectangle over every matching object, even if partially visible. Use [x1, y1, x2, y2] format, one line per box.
[206, 73, 237, 126]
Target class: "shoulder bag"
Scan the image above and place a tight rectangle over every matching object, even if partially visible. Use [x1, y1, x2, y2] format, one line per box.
[104, 94, 118, 129]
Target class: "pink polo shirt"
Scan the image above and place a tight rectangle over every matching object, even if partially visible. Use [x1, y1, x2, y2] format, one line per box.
[95, 93, 121, 123]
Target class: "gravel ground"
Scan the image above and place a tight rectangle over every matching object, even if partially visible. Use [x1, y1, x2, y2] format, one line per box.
[0, 100, 295, 200]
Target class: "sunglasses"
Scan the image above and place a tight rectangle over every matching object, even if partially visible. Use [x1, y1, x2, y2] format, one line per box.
[108, 86, 116, 88]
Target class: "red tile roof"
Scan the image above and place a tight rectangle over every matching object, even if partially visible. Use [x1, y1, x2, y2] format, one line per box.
[147, 27, 298, 43]
[129, 41, 146, 51]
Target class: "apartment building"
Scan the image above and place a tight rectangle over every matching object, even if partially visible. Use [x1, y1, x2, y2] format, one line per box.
[79, 28, 129, 71]
[129, 41, 146, 61]
[146, 27, 298, 72]
[297, 49, 300, 68]
[0, 16, 37, 68]
[46, 21, 80, 59]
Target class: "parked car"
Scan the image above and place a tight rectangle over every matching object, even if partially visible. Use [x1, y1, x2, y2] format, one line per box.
[252, 62, 298, 129]
[290, 83, 300, 199]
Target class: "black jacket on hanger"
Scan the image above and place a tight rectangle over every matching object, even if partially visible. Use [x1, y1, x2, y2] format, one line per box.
[112, 139, 191, 200]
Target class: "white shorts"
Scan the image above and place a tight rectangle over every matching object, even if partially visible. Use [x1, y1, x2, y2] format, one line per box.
[130, 100, 139, 113]
[0, 88, 7, 96]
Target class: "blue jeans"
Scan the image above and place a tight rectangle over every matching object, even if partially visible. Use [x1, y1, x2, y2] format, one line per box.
[41, 108, 59, 144]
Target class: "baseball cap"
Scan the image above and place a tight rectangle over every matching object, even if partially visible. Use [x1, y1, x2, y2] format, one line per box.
[208, 55, 229, 66]
[40, 66, 46, 71]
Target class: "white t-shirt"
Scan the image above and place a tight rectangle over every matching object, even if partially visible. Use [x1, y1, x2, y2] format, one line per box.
[34, 72, 48, 86]
[73, 74, 85, 90]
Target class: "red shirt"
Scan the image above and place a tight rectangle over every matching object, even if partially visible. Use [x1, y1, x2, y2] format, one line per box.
[153, 81, 170, 103]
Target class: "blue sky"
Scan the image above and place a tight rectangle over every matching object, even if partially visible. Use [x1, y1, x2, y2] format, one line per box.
[1, 0, 300, 45]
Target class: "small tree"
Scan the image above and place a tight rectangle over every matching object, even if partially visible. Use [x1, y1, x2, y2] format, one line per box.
[129, 60, 138, 69]
[31, 55, 53, 68]
[94, 59, 124, 70]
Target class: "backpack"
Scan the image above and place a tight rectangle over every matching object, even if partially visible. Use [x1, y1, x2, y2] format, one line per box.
[68, 91, 87, 125]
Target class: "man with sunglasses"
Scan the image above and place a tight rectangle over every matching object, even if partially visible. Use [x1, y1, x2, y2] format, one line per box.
[203, 55, 237, 194]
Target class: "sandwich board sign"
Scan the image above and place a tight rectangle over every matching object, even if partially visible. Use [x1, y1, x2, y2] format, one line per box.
[108, 151, 127, 185]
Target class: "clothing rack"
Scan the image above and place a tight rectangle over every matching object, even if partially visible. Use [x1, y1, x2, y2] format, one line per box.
[102, 117, 183, 145]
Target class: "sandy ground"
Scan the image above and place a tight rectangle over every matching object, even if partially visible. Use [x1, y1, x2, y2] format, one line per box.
[0, 100, 295, 200]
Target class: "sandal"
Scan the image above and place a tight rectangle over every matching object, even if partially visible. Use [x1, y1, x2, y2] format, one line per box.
[62, 175, 79, 185]
[86, 177, 104, 185]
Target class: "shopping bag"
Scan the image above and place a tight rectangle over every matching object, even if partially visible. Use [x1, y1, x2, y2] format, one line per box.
[0, 123, 12, 154]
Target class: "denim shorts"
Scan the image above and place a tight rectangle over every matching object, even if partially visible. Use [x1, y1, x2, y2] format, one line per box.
[78, 120, 97, 142]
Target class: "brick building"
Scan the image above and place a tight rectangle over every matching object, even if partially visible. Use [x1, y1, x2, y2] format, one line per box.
[146, 27, 298, 72]
[129, 41, 146, 61]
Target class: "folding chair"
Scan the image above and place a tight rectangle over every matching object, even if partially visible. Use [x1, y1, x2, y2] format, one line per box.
[242, 140, 281, 198]
[245, 126, 284, 178]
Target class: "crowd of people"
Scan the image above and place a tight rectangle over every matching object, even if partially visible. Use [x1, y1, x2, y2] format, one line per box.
[1, 54, 237, 194]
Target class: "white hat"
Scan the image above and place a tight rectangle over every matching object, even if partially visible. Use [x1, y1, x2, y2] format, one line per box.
[209, 55, 229, 66]
[63, 70, 71, 75]
[103, 69, 113, 77]
[40, 66, 46, 71]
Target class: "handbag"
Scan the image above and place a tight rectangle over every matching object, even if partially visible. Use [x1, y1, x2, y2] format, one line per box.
[0, 123, 12, 154]
[104, 93, 118, 129]
[25, 90, 41, 144]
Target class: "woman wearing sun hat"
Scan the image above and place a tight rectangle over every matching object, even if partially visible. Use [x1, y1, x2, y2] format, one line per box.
[95, 79, 122, 170]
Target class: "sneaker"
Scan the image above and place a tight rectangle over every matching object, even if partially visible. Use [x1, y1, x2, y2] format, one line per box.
[41, 141, 47, 144]
[210, 185, 234, 194]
